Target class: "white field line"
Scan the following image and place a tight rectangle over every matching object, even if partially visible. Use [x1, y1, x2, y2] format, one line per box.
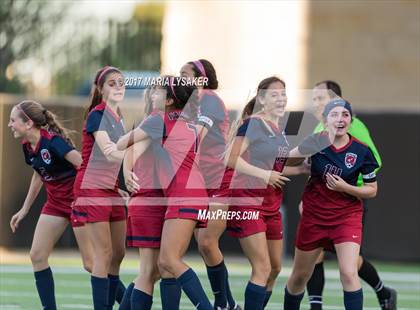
[1, 265, 419, 283]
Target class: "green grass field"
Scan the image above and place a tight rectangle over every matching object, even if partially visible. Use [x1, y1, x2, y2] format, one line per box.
[1, 251, 419, 309]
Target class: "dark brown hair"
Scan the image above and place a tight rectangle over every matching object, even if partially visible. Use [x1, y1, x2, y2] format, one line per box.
[241, 76, 286, 120]
[187, 59, 218, 90]
[85, 66, 123, 118]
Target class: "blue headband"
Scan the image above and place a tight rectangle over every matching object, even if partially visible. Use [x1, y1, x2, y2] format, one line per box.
[322, 99, 353, 118]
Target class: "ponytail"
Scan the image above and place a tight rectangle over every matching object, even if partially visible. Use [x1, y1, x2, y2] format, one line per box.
[15, 100, 75, 147]
[44, 110, 76, 147]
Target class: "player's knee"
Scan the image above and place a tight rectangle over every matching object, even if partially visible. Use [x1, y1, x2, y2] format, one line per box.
[29, 248, 48, 266]
[82, 258, 93, 273]
[141, 263, 161, 283]
[251, 261, 271, 282]
[198, 236, 217, 257]
[158, 252, 175, 275]
[290, 269, 312, 288]
[111, 247, 125, 265]
[270, 264, 281, 279]
[339, 268, 358, 287]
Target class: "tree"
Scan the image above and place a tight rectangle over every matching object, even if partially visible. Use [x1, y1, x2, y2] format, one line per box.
[0, 0, 70, 93]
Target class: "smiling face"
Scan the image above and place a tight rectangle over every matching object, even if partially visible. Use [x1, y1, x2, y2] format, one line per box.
[8, 107, 30, 139]
[100, 72, 125, 103]
[324, 106, 352, 137]
[259, 81, 287, 117]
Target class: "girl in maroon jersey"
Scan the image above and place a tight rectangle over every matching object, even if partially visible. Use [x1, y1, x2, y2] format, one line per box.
[283, 100, 379, 310]
[180, 59, 239, 310]
[117, 77, 213, 310]
[8, 100, 91, 309]
[72, 66, 127, 309]
[225, 76, 291, 309]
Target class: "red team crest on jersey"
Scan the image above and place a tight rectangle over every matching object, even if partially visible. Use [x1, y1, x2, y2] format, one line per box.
[344, 152, 357, 168]
[40, 149, 52, 164]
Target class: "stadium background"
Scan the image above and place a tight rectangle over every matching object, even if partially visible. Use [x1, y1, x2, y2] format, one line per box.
[0, 1, 419, 309]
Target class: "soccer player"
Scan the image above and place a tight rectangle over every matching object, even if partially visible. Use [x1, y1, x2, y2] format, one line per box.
[72, 66, 127, 309]
[180, 59, 239, 310]
[117, 85, 178, 310]
[226, 76, 291, 309]
[283, 99, 379, 310]
[116, 77, 213, 310]
[8, 100, 88, 309]
[305, 80, 396, 310]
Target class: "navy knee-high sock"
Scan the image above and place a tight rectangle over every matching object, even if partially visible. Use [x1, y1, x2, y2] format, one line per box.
[223, 262, 237, 308]
[160, 278, 181, 310]
[263, 290, 272, 308]
[343, 289, 363, 310]
[130, 288, 153, 310]
[34, 267, 56, 310]
[91, 275, 109, 310]
[118, 282, 134, 310]
[206, 261, 228, 308]
[307, 262, 324, 310]
[244, 282, 266, 310]
[107, 274, 120, 309]
[115, 279, 126, 304]
[283, 287, 304, 310]
[176, 268, 213, 310]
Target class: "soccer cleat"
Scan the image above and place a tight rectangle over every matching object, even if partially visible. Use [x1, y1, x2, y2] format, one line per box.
[380, 287, 397, 310]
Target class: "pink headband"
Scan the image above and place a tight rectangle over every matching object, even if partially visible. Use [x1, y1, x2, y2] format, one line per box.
[169, 77, 179, 102]
[95, 66, 119, 85]
[193, 60, 206, 77]
[17, 103, 32, 122]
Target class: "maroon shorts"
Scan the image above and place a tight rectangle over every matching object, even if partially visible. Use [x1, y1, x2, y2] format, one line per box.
[72, 195, 127, 224]
[295, 217, 362, 251]
[207, 168, 233, 201]
[126, 192, 166, 248]
[165, 205, 207, 228]
[227, 208, 283, 240]
[41, 201, 76, 223]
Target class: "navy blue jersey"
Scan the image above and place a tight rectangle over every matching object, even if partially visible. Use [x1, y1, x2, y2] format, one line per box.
[22, 129, 75, 183]
[298, 132, 379, 186]
[298, 132, 379, 224]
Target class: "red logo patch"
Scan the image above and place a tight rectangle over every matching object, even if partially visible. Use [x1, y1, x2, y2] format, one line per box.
[40, 149, 51, 164]
[344, 152, 357, 168]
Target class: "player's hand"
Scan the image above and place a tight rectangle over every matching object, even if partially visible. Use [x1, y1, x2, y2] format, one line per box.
[298, 201, 303, 215]
[10, 209, 28, 233]
[103, 142, 117, 157]
[325, 173, 348, 192]
[125, 171, 140, 193]
[267, 170, 290, 188]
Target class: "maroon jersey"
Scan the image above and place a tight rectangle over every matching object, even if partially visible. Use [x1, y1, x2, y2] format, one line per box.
[196, 90, 230, 189]
[74, 102, 125, 194]
[140, 109, 207, 205]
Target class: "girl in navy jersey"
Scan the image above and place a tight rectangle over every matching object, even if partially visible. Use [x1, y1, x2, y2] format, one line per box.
[8, 100, 90, 310]
[283, 99, 379, 310]
[72, 66, 127, 309]
[180, 59, 239, 310]
[117, 76, 214, 310]
[226, 76, 291, 310]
